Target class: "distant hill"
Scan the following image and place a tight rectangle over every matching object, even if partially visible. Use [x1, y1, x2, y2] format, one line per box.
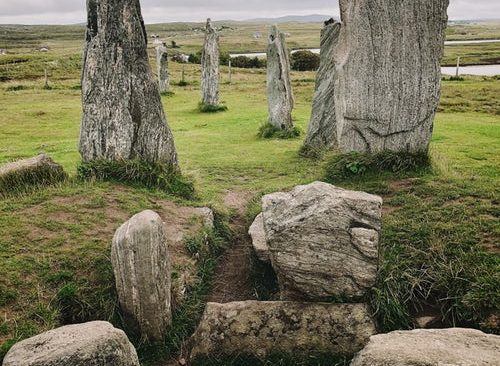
[243, 14, 335, 24]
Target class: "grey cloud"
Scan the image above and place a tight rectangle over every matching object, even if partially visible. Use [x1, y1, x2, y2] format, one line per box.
[0, 0, 498, 24]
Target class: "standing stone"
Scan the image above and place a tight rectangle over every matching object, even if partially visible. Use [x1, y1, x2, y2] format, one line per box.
[303, 19, 341, 152]
[190, 301, 376, 360]
[156, 42, 170, 93]
[333, 0, 449, 153]
[111, 210, 172, 341]
[261, 182, 382, 301]
[80, 0, 178, 165]
[3, 321, 140, 366]
[201, 18, 220, 107]
[267, 25, 294, 130]
[351, 328, 500, 366]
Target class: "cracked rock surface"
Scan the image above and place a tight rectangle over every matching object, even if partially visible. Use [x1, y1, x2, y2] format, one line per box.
[80, 0, 177, 165]
[334, 0, 449, 153]
[260, 181, 382, 301]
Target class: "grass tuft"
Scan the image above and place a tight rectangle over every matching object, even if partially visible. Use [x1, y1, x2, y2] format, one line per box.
[257, 123, 302, 140]
[198, 102, 228, 113]
[324, 151, 432, 181]
[192, 352, 352, 366]
[77, 160, 195, 199]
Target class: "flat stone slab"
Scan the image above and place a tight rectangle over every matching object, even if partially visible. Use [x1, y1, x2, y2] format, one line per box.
[3, 321, 139, 366]
[351, 328, 500, 366]
[190, 301, 376, 360]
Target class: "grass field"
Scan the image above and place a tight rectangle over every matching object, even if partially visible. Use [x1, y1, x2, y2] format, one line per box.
[0, 21, 499, 365]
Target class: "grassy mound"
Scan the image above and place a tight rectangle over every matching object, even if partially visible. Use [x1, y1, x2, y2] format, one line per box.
[77, 160, 195, 199]
[257, 123, 302, 139]
[0, 157, 67, 198]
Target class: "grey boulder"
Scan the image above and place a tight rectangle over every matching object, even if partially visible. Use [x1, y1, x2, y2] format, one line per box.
[2, 321, 139, 366]
[262, 181, 382, 300]
[351, 328, 500, 366]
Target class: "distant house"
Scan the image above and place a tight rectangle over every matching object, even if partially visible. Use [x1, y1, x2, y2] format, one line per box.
[252, 32, 262, 39]
[0, 49, 7, 55]
[39, 47, 49, 52]
[151, 34, 160, 39]
[153, 38, 163, 45]
[284, 32, 292, 38]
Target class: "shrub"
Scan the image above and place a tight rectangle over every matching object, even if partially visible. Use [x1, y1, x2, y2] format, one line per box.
[324, 151, 432, 181]
[257, 123, 302, 139]
[231, 55, 266, 69]
[291, 51, 320, 71]
[188, 50, 231, 66]
[77, 160, 195, 199]
[199, 102, 228, 113]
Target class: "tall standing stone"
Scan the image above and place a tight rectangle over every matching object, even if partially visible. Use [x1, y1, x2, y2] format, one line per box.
[267, 25, 294, 130]
[80, 0, 178, 165]
[303, 19, 341, 152]
[156, 42, 170, 93]
[111, 210, 172, 341]
[201, 18, 220, 107]
[333, 0, 449, 153]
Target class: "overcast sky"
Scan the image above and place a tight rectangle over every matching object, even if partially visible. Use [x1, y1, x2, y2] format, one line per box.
[0, 0, 498, 25]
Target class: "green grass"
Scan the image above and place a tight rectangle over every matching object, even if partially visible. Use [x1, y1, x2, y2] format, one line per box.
[0, 40, 499, 365]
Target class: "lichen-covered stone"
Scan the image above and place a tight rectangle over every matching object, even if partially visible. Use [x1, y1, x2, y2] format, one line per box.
[111, 210, 171, 341]
[0, 154, 66, 197]
[334, 0, 449, 153]
[351, 328, 500, 366]
[267, 25, 294, 130]
[2, 321, 139, 366]
[303, 19, 341, 151]
[201, 18, 220, 106]
[156, 42, 169, 93]
[262, 181, 382, 301]
[80, 0, 177, 165]
[190, 301, 376, 360]
[248, 213, 270, 263]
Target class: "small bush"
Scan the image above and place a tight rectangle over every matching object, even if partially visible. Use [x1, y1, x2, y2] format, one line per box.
[324, 151, 432, 181]
[77, 160, 195, 199]
[231, 55, 267, 69]
[257, 123, 302, 139]
[199, 102, 228, 113]
[175, 80, 191, 87]
[160, 91, 175, 97]
[291, 50, 320, 71]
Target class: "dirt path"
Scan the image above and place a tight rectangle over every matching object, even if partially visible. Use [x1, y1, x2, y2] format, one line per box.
[207, 191, 258, 303]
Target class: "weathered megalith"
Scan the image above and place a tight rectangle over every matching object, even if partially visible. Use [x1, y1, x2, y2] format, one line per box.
[333, 0, 449, 153]
[351, 328, 500, 366]
[2, 321, 140, 366]
[111, 210, 172, 341]
[156, 42, 170, 93]
[0, 154, 66, 197]
[201, 18, 220, 107]
[260, 181, 382, 301]
[267, 25, 294, 130]
[303, 19, 341, 152]
[80, 0, 178, 165]
[190, 301, 376, 360]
